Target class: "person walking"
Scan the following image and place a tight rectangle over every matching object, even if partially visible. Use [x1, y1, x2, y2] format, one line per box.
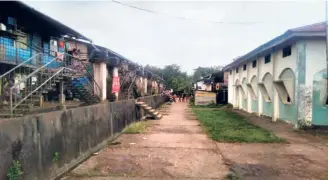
[182, 93, 186, 102]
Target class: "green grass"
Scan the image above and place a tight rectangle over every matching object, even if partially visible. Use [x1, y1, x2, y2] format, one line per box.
[192, 104, 223, 108]
[193, 109, 285, 143]
[123, 121, 149, 134]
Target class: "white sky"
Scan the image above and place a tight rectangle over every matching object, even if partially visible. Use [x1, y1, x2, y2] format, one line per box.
[25, 0, 326, 74]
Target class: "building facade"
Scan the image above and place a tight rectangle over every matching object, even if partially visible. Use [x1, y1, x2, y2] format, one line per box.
[223, 22, 327, 127]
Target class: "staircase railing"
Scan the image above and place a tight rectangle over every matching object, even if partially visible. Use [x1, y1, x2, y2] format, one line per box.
[0, 53, 42, 92]
[8, 57, 66, 115]
[127, 75, 137, 100]
[64, 54, 101, 99]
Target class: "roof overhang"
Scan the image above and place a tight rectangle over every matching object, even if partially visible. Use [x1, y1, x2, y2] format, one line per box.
[223, 31, 326, 71]
[0, 1, 91, 41]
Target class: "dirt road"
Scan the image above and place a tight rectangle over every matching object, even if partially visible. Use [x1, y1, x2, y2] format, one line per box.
[63, 103, 327, 180]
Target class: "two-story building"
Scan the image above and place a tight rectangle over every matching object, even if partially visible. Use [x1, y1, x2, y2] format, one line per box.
[223, 22, 327, 127]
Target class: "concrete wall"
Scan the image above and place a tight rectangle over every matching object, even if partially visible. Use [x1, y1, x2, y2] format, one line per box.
[0, 95, 167, 180]
[225, 38, 327, 126]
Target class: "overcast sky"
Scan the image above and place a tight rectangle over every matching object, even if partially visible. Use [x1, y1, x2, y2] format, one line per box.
[26, 1, 326, 74]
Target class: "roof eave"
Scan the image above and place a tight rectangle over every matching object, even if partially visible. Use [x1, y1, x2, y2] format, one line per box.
[223, 31, 326, 71]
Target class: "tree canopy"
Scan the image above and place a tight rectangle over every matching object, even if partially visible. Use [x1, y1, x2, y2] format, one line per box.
[192, 66, 223, 82]
[144, 64, 192, 93]
[144, 64, 223, 93]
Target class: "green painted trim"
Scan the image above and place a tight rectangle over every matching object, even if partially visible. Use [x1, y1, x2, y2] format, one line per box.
[263, 101, 273, 117]
[251, 99, 258, 112]
[279, 101, 297, 123]
[312, 69, 328, 126]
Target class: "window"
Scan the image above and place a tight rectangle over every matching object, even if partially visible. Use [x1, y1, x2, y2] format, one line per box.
[282, 46, 291, 58]
[230, 70, 232, 75]
[236, 68, 239, 73]
[243, 64, 247, 71]
[287, 96, 291, 103]
[265, 54, 271, 64]
[252, 60, 257, 68]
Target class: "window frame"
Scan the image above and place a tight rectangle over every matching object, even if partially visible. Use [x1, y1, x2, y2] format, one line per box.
[265, 54, 271, 64]
[252, 60, 257, 68]
[282, 45, 292, 58]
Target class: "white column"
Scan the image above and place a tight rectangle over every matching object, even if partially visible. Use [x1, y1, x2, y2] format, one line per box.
[113, 67, 119, 100]
[93, 62, 108, 101]
[272, 52, 279, 122]
[144, 78, 148, 95]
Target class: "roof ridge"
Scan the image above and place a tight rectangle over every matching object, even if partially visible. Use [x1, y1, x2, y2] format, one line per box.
[288, 21, 326, 32]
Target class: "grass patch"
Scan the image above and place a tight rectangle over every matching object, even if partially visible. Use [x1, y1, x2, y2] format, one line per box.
[193, 109, 285, 143]
[123, 121, 149, 134]
[225, 172, 242, 180]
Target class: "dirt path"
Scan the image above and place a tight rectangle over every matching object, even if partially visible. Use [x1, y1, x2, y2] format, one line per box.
[63, 103, 328, 180]
[63, 103, 229, 180]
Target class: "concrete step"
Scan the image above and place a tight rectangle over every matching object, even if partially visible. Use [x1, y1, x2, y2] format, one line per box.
[135, 101, 145, 105]
[144, 106, 152, 110]
[155, 114, 162, 119]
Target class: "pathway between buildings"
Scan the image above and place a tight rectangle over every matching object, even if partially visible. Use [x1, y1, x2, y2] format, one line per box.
[63, 102, 230, 180]
[63, 102, 328, 180]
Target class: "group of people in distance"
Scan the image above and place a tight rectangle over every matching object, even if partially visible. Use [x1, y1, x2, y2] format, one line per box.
[171, 93, 189, 103]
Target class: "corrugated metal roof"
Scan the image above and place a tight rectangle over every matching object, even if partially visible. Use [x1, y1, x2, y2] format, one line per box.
[223, 22, 327, 71]
[0, 1, 92, 41]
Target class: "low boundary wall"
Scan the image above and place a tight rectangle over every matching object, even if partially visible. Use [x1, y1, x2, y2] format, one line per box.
[0, 95, 167, 180]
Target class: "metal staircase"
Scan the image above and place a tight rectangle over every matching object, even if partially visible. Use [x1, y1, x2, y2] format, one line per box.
[68, 76, 100, 105]
[0, 51, 101, 118]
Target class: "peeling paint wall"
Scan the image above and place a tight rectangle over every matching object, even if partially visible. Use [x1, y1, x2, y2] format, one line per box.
[226, 38, 327, 126]
[312, 69, 328, 126]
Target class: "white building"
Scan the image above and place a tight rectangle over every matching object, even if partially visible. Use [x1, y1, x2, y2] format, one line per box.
[194, 75, 212, 91]
[223, 22, 327, 127]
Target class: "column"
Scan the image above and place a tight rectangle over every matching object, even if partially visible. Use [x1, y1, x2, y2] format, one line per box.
[272, 52, 279, 122]
[58, 81, 66, 110]
[113, 66, 119, 100]
[144, 77, 148, 95]
[295, 41, 308, 128]
[93, 62, 108, 101]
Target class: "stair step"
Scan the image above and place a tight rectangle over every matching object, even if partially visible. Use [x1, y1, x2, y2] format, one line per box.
[152, 111, 159, 116]
[155, 114, 162, 119]
[144, 107, 152, 110]
[135, 102, 145, 105]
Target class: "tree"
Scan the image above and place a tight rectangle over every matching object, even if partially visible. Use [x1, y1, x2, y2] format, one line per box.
[144, 64, 192, 93]
[192, 66, 223, 82]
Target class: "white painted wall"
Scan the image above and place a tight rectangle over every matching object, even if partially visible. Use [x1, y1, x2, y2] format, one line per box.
[258, 56, 273, 82]
[196, 81, 212, 91]
[305, 39, 327, 87]
[273, 44, 297, 80]
[228, 70, 234, 104]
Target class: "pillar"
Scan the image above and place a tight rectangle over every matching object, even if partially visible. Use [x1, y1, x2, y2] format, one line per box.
[272, 88, 279, 122]
[93, 62, 108, 101]
[295, 41, 308, 128]
[144, 77, 148, 95]
[272, 52, 279, 122]
[257, 55, 263, 116]
[58, 81, 66, 110]
[113, 67, 119, 100]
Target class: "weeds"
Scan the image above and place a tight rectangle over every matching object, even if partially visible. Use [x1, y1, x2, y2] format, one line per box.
[123, 121, 149, 134]
[7, 160, 23, 180]
[52, 152, 59, 163]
